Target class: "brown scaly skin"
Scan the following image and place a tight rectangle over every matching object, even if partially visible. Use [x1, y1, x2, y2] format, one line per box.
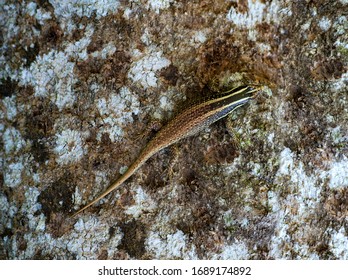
[72, 85, 260, 217]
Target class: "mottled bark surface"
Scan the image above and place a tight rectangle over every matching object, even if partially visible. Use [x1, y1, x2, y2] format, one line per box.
[1, 0, 348, 259]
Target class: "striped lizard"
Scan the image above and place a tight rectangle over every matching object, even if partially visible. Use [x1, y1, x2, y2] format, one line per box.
[72, 85, 260, 217]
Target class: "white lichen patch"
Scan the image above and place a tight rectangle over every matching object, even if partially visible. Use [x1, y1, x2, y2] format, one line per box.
[67, 217, 122, 259]
[123, 7, 132, 20]
[327, 126, 347, 144]
[227, 0, 266, 28]
[2, 164, 43, 252]
[278, 148, 321, 212]
[91, 42, 117, 59]
[11, 217, 122, 259]
[23, 50, 74, 102]
[143, 198, 199, 259]
[22, 187, 45, 232]
[267, 148, 325, 258]
[3, 127, 26, 154]
[64, 25, 94, 60]
[19, 25, 94, 110]
[72, 186, 83, 209]
[22, 187, 41, 215]
[258, 43, 272, 54]
[0, 194, 18, 233]
[325, 158, 348, 189]
[128, 48, 171, 89]
[190, 30, 208, 45]
[226, 0, 286, 29]
[26, 2, 52, 25]
[0, 55, 7, 80]
[159, 92, 174, 111]
[268, 210, 291, 258]
[125, 186, 156, 218]
[330, 71, 348, 91]
[333, 15, 348, 36]
[267, 144, 348, 258]
[0, 3, 19, 41]
[94, 170, 109, 193]
[301, 22, 311, 32]
[4, 161, 24, 188]
[53, 129, 87, 164]
[329, 227, 348, 259]
[146, 230, 196, 259]
[2, 95, 17, 121]
[223, 209, 235, 228]
[147, 0, 174, 14]
[49, 0, 120, 19]
[96, 86, 140, 142]
[22, 50, 77, 110]
[141, 28, 151, 45]
[276, 148, 295, 174]
[267, 132, 275, 144]
[213, 240, 250, 260]
[318, 17, 332, 32]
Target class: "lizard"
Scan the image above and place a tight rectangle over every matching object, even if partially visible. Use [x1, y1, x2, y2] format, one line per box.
[71, 85, 261, 217]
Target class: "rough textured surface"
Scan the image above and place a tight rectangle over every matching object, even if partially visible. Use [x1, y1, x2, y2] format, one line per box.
[1, 0, 348, 260]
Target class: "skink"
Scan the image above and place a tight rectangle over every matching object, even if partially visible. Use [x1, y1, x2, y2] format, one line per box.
[72, 85, 260, 217]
